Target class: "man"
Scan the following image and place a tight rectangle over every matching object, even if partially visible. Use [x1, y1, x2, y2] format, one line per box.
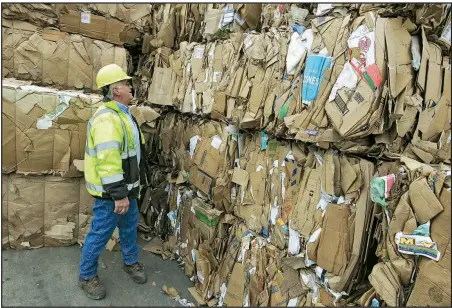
[79, 64, 147, 300]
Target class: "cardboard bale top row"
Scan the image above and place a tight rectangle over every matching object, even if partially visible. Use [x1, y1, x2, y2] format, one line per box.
[1, 79, 160, 175]
[141, 113, 451, 306]
[2, 3, 263, 48]
[140, 5, 451, 166]
[1, 3, 152, 45]
[3, 3, 449, 49]
[1, 20, 129, 91]
[139, 4, 451, 51]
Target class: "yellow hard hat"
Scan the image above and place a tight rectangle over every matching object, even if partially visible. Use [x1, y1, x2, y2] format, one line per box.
[96, 63, 132, 88]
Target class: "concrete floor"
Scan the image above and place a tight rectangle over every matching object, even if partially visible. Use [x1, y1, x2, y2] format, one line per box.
[1, 239, 195, 307]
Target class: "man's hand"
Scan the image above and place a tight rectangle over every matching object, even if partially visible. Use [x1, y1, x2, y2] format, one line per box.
[114, 197, 129, 215]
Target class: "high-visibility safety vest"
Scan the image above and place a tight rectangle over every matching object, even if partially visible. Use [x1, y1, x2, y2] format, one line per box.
[84, 101, 145, 201]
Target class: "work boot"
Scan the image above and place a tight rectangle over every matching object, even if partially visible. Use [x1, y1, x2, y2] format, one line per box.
[78, 276, 106, 300]
[123, 261, 147, 284]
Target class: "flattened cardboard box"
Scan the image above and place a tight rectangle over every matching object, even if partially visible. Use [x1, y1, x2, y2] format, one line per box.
[408, 178, 444, 224]
[148, 67, 177, 106]
[316, 204, 351, 276]
[43, 176, 83, 247]
[332, 159, 374, 293]
[192, 198, 222, 227]
[192, 136, 222, 177]
[56, 4, 150, 43]
[189, 165, 214, 196]
[235, 4, 262, 30]
[224, 262, 245, 306]
[1, 20, 38, 80]
[54, 4, 150, 24]
[192, 197, 222, 243]
[1, 80, 102, 175]
[385, 18, 413, 99]
[59, 9, 139, 45]
[407, 254, 452, 307]
[290, 167, 321, 238]
[325, 78, 379, 138]
[130, 105, 161, 128]
[369, 262, 403, 307]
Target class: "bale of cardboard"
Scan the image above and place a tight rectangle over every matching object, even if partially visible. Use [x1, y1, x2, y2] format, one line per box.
[137, 5, 451, 307]
[143, 4, 451, 165]
[1, 79, 102, 175]
[1, 3, 151, 45]
[1, 77, 159, 177]
[1, 173, 94, 249]
[143, 112, 452, 306]
[1, 173, 126, 252]
[144, 114, 379, 304]
[2, 20, 129, 90]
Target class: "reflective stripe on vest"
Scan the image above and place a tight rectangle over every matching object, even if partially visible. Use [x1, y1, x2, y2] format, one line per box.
[86, 179, 140, 193]
[127, 180, 140, 191]
[95, 141, 121, 153]
[86, 147, 97, 157]
[101, 173, 124, 185]
[86, 141, 122, 157]
[86, 181, 105, 193]
[127, 180, 140, 190]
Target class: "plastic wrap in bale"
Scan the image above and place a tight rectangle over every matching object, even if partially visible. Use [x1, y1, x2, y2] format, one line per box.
[301, 54, 332, 107]
[286, 29, 314, 75]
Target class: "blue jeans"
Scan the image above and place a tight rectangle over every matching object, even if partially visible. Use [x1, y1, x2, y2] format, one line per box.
[79, 198, 139, 280]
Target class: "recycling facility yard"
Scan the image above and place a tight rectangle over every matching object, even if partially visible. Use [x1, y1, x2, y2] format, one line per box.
[1, 3, 452, 307]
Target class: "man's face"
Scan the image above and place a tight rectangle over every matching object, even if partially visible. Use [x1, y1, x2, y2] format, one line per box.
[113, 81, 133, 105]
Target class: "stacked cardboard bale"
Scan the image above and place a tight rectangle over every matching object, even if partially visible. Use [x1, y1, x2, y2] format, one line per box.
[2, 3, 152, 45]
[1, 79, 101, 248]
[137, 3, 451, 307]
[143, 113, 376, 305]
[143, 115, 451, 307]
[1, 79, 160, 249]
[141, 4, 451, 163]
[1, 5, 159, 249]
[2, 20, 129, 91]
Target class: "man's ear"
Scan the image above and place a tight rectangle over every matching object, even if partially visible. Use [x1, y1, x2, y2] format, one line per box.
[113, 87, 120, 96]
